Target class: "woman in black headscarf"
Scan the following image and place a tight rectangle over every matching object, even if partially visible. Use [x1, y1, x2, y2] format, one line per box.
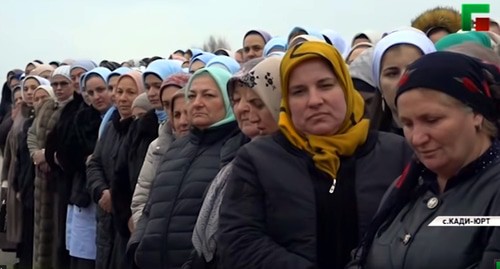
[349, 51, 500, 269]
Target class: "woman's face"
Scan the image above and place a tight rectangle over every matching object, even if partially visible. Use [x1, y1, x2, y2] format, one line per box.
[288, 58, 347, 136]
[33, 90, 50, 108]
[70, 67, 87, 90]
[232, 86, 278, 138]
[398, 89, 485, 178]
[9, 78, 19, 89]
[243, 34, 265, 62]
[379, 44, 422, 123]
[51, 76, 74, 102]
[172, 97, 190, 137]
[108, 75, 120, 103]
[187, 74, 226, 129]
[85, 76, 113, 114]
[23, 78, 40, 106]
[13, 91, 23, 106]
[144, 74, 163, 109]
[161, 86, 181, 119]
[115, 76, 140, 119]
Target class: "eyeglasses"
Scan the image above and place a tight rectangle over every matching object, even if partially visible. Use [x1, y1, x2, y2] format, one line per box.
[51, 81, 70, 88]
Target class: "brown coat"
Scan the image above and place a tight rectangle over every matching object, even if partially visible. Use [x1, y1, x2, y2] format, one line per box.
[27, 99, 65, 269]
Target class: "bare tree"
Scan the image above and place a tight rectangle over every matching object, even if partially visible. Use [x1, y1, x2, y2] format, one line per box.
[201, 35, 231, 52]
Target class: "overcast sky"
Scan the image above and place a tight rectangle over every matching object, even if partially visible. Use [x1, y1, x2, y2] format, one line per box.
[0, 0, 498, 78]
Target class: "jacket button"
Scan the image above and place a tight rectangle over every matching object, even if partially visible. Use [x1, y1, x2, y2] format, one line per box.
[427, 197, 439, 209]
[402, 233, 411, 245]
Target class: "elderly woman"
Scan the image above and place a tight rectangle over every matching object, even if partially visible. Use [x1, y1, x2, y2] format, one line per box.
[188, 55, 283, 268]
[129, 67, 240, 269]
[349, 51, 500, 269]
[218, 41, 412, 269]
[130, 73, 191, 228]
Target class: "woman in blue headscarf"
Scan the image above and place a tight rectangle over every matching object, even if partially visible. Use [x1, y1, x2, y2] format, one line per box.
[98, 67, 131, 137]
[206, 55, 241, 74]
[189, 52, 216, 73]
[263, 36, 287, 56]
[128, 67, 241, 269]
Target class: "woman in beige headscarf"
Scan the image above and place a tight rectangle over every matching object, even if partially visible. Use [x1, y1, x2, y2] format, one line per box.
[31, 64, 55, 80]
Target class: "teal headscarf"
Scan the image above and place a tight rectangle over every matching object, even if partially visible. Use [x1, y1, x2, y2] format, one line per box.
[435, 31, 492, 51]
[185, 67, 235, 128]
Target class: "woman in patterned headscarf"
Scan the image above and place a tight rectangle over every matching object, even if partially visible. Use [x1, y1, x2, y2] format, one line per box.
[349, 51, 500, 269]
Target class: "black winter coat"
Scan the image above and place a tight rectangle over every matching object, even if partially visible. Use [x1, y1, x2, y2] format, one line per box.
[87, 110, 134, 269]
[128, 121, 239, 269]
[114, 109, 159, 238]
[218, 131, 412, 269]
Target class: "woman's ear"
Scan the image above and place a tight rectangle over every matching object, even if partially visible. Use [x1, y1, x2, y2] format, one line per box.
[473, 113, 484, 132]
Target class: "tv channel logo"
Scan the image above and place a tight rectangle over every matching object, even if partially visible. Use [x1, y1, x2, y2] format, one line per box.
[462, 3, 490, 31]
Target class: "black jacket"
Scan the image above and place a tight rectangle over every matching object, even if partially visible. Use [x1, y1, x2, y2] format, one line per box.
[129, 121, 239, 269]
[114, 109, 159, 238]
[218, 131, 412, 269]
[87, 110, 134, 269]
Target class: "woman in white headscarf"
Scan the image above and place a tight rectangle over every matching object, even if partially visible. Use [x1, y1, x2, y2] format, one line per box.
[371, 28, 436, 135]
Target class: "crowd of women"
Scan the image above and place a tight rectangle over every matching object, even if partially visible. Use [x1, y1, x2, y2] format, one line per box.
[0, 5, 500, 269]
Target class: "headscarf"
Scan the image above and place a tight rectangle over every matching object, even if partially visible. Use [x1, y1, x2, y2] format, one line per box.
[263, 37, 287, 56]
[346, 42, 374, 61]
[132, 92, 153, 112]
[83, 67, 112, 90]
[70, 60, 98, 74]
[160, 73, 192, 94]
[143, 59, 183, 122]
[52, 65, 72, 81]
[33, 85, 55, 100]
[186, 48, 204, 59]
[349, 47, 376, 88]
[185, 67, 234, 128]
[62, 59, 76, 66]
[321, 29, 350, 58]
[189, 53, 216, 70]
[107, 67, 132, 84]
[20, 75, 50, 100]
[142, 59, 183, 81]
[287, 26, 324, 43]
[395, 51, 500, 121]
[213, 49, 234, 58]
[206, 56, 241, 74]
[372, 29, 436, 90]
[30, 64, 55, 77]
[288, 34, 327, 49]
[227, 55, 283, 121]
[243, 29, 272, 44]
[117, 70, 145, 94]
[280, 41, 370, 180]
[435, 31, 492, 51]
[352, 30, 383, 45]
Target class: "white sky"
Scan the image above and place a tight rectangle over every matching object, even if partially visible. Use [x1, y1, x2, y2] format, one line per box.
[0, 0, 498, 78]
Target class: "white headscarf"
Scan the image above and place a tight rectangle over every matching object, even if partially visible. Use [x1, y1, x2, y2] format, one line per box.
[372, 28, 436, 90]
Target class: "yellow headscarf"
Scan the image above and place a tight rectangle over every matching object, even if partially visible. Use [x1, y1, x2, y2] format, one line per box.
[279, 41, 370, 180]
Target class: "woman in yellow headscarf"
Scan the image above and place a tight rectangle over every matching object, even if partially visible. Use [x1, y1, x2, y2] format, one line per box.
[218, 41, 412, 269]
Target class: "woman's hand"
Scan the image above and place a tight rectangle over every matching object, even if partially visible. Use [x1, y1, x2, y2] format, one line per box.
[99, 189, 112, 213]
[33, 149, 46, 166]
